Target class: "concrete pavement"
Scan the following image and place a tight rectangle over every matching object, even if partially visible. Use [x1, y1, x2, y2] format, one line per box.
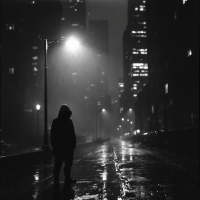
[1, 139, 199, 200]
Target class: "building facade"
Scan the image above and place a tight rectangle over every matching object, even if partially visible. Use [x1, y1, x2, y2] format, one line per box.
[60, 0, 86, 38]
[1, 0, 63, 143]
[122, 0, 148, 116]
[135, 0, 199, 134]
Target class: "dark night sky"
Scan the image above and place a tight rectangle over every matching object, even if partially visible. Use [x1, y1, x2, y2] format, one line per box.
[61, 0, 128, 100]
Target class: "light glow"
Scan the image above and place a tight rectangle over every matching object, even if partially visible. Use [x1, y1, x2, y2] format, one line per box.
[36, 104, 41, 110]
[65, 37, 80, 51]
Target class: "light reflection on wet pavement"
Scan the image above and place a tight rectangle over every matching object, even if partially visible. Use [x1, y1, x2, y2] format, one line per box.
[1, 140, 199, 199]
[113, 140, 199, 200]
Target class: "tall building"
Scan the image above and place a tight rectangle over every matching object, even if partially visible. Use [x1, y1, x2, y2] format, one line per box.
[1, 0, 63, 142]
[88, 20, 110, 103]
[122, 0, 148, 115]
[135, 0, 199, 134]
[61, 0, 86, 37]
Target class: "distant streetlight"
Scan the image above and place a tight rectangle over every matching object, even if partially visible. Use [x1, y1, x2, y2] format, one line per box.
[96, 108, 105, 141]
[36, 104, 41, 143]
[129, 108, 132, 111]
[43, 36, 79, 150]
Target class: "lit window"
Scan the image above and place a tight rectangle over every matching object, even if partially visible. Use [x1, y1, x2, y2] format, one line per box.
[188, 49, 192, 57]
[118, 83, 124, 87]
[152, 105, 154, 113]
[32, 46, 38, 50]
[33, 67, 38, 72]
[133, 84, 137, 86]
[135, 7, 138, 10]
[9, 68, 14, 74]
[6, 24, 15, 30]
[165, 83, 168, 94]
[183, 0, 187, 4]
[132, 51, 139, 54]
[133, 74, 139, 76]
[31, 1, 35, 4]
[61, 17, 65, 20]
[133, 87, 137, 90]
[75, 9, 77, 11]
[134, 94, 137, 97]
[33, 56, 38, 60]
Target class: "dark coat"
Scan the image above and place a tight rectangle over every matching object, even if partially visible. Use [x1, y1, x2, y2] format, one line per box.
[50, 105, 77, 155]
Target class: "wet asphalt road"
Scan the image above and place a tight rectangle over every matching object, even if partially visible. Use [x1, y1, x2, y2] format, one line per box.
[1, 139, 199, 200]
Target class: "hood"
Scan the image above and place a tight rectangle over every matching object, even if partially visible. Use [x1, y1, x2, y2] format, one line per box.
[58, 104, 72, 119]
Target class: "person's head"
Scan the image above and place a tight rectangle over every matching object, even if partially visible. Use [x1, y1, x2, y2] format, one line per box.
[58, 104, 72, 119]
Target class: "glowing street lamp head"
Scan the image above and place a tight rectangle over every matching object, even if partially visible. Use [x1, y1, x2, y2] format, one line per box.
[36, 104, 41, 110]
[65, 37, 80, 51]
[129, 108, 132, 111]
[102, 109, 106, 112]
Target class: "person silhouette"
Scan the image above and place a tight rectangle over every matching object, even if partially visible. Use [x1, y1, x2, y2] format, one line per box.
[50, 104, 77, 185]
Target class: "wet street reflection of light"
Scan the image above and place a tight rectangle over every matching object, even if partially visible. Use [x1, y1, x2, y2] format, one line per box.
[102, 168, 108, 181]
[34, 173, 39, 182]
[130, 156, 133, 161]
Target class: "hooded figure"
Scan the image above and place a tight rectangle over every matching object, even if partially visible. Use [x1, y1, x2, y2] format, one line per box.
[50, 104, 77, 185]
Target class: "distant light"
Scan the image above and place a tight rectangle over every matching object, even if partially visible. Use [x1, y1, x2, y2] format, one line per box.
[129, 108, 132, 111]
[127, 119, 129, 121]
[36, 104, 41, 110]
[183, 0, 187, 4]
[130, 122, 133, 124]
[122, 118, 124, 121]
[119, 125, 121, 127]
[188, 49, 192, 57]
[165, 83, 168, 94]
[137, 129, 140, 133]
[102, 109, 105, 112]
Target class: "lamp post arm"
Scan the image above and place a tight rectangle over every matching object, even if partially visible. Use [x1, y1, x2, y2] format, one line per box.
[47, 38, 66, 48]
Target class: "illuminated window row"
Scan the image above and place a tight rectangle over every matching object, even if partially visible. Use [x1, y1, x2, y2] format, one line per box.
[132, 63, 148, 69]
[6, 24, 15, 30]
[118, 83, 124, 87]
[132, 74, 148, 76]
[32, 46, 38, 50]
[9, 68, 14, 74]
[138, 22, 146, 24]
[132, 31, 146, 34]
[132, 35, 147, 37]
[132, 51, 147, 54]
[133, 48, 147, 51]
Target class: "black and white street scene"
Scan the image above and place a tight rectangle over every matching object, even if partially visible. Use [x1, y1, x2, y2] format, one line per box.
[1, 0, 199, 199]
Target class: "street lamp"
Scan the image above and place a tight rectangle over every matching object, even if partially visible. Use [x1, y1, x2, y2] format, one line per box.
[43, 37, 79, 151]
[96, 108, 105, 141]
[36, 104, 41, 143]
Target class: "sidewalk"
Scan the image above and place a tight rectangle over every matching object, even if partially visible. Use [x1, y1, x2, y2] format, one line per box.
[1, 142, 121, 200]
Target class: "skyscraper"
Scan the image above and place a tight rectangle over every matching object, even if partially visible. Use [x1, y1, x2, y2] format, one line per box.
[122, 0, 148, 114]
[1, 0, 63, 141]
[88, 20, 109, 98]
[61, 0, 86, 37]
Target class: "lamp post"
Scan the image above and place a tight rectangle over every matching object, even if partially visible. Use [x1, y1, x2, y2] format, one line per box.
[42, 37, 80, 151]
[96, 108, 105, 141]
[36, 104, 41, 143]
